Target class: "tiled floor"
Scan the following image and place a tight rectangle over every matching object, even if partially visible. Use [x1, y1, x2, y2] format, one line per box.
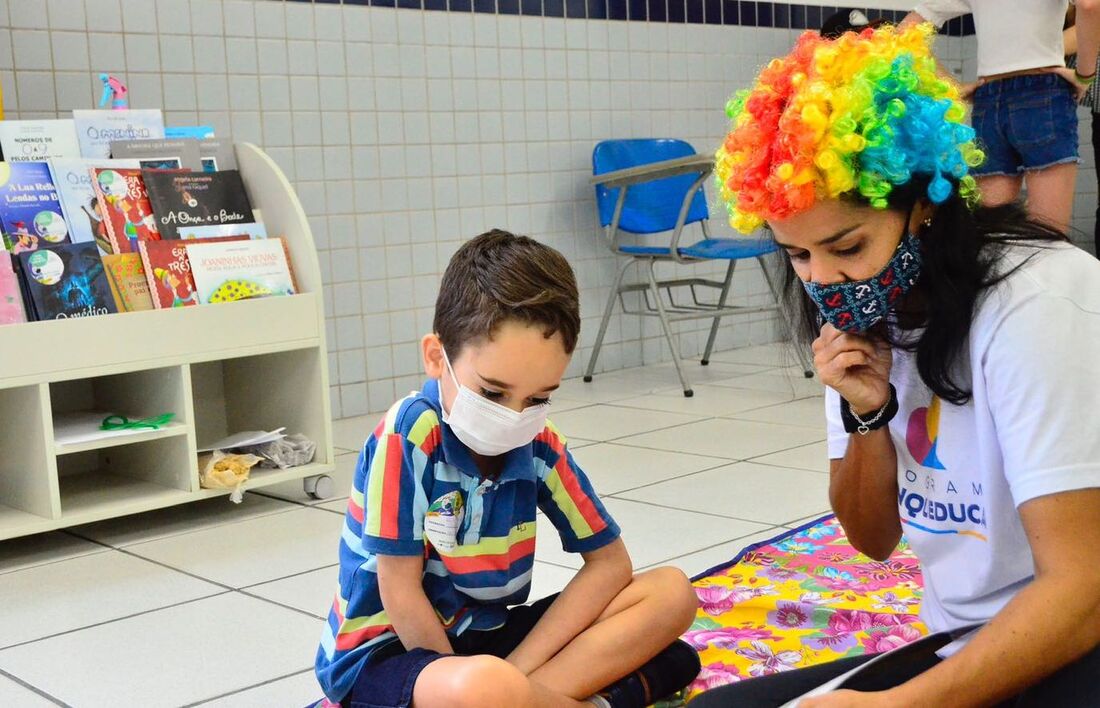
[0, 343, 833, 707]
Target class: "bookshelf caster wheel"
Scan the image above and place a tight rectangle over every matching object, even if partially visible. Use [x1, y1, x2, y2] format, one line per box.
[683, 389, 694, 398]
[803, 370, 814, 379]
[304, 474, 334, 500]
[700, 359, 709, 366]
[583, 376, 593, 382]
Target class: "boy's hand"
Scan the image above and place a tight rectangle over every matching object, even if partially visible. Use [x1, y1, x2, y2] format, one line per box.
[812, 324, 892, 416]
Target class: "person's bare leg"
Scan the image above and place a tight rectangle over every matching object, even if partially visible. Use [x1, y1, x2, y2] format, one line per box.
[526, 567, 698, 699]
[976, 173, 1023, 208]
[413, 655, 588, 708]
[1022, 162, 1078, 233]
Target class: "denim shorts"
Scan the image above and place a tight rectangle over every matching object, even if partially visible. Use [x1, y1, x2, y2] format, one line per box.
[343, 593, 558, 708]
[970, 73, 1080, 176]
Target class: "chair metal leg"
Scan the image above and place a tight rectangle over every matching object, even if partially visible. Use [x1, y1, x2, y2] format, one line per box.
[758, 256, 815, 378]
[701, 259, 737, 365]
[647, 260, 693, 397]
[584, 258, 633, 382]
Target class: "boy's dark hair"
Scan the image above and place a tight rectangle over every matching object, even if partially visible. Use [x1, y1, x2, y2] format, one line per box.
[434, 229, 580, 357]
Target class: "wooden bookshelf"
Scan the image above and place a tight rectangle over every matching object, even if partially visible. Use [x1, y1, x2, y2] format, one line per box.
[0, 144, 335, 541]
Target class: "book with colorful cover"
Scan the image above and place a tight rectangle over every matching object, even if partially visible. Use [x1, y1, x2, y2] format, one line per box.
[49, 158, 140, 253]
[72, 109, 165, 160]
[109, 138, 203, 171]
[0, 161, 70, 255]
[0, 248, 27, 325]
[0, 120, 81, 163]
[186, 238, 295, 304]
[178, 222, 267, 240]
[138, 235, 247, 309]
[142, 170, 255, 241]
[199, 138, 236, 172]
[90, 167, 162, 255]
[15, 242, 117, 321]
[102, 253, 153, 312]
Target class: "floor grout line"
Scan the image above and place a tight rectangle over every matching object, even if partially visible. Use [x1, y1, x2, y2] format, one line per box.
[602, 494, 788, 526]
[181, 667, 316, 707]
[0, 667, 70, 707]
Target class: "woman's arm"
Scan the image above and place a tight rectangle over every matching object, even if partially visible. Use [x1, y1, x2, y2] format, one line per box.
[814, 324, 902, 561]
[884, 488, 1100, 706]
[378, 554, 454, 654]
[506, 538, 633, 675]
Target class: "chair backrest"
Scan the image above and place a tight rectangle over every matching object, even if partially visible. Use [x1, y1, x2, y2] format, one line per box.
[592, 139, 710, 235]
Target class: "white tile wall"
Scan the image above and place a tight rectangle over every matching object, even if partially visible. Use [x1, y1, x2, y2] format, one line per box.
[7, 1, 1067, 421]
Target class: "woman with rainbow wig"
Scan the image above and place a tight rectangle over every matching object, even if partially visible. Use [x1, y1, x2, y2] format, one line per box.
[694, 24, 1100, 708]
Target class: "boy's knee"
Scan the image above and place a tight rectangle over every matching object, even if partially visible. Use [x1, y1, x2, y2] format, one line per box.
[645, 566, 698, 632]
[447, 655, 531, 708]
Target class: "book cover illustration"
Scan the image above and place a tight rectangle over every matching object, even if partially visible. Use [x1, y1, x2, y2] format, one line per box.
[0, 250, 27, 325]
[110, 138, 203, 171]
[138, 235, 247, 309]
[90, 167, 162, 254]
[177, 222, 267, 240]
[102, 253, 153, 312]
[0, 120, 81, 163]
[49, 158, 140, 253]
[0, 161, 70, 255]
[16, 242, 118, 320]
[143, 170, 254, 241]
[72, 109, 165, 159]
[199, 138, 236, 172]
[186, 238, 295, 304]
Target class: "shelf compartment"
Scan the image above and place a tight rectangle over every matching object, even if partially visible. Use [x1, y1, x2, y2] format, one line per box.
[57, 436, 195, 523]
[0, 384, 59, 525]
[190, 349, 330, 465]
[50, 367, 189, 455]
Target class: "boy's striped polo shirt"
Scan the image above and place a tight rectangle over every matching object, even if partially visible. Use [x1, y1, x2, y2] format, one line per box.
[314, 378, 621, 702]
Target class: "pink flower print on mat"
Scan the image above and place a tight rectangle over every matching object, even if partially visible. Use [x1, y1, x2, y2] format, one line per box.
[736, 641, 803, 677]
[861, 624, 923, 653]
[696, 584, 776, 616]
[857, 559, 919, 587]
[767, 602, 815, 630]
[690, 662, 744, 692]
[816, 566, 865, 590]
[684, 626, 778, 651]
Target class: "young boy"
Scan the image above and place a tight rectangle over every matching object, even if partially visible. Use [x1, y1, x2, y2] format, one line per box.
[316, 230, 701, 708]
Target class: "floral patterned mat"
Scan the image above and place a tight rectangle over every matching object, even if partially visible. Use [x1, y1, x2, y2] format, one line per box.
[671, 515, 926, 704]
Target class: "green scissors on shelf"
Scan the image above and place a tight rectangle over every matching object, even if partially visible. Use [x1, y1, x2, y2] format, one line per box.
[100, 413, 176, 431]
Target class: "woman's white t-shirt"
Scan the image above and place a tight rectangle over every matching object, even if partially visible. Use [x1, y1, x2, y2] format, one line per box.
[914, 0, 1070, 77]
[825, 242, 1100, 653]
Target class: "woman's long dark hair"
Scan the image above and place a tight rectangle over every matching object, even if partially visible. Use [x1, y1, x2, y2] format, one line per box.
[782, 179, 1068, 405]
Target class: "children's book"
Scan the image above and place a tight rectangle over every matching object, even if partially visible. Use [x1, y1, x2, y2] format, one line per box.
[90, 167, 162, 255]
[165, 126, 215, 140]
[0, 161, 69, 254]
[102, 253, 154, 312]
[49, 158, 140, 253]
[15, 242, 118, 320]
[0, 248, 27, 325]
[0, 120, 81, 163]
[110, 138, 203, 171]
[198, 138, 236, 172]
[177, 222, 267, 240]
[138, 235, 247, 309]
[142, 170, 255, 241]
[72, 109, 165, 159]
[186, 238, 295, 304]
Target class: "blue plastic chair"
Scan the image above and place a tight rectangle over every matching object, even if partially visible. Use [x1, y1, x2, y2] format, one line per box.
[585, 139, 790, 396]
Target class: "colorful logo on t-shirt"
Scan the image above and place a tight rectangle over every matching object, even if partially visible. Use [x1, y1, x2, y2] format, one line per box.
[906, 396, 945, 470]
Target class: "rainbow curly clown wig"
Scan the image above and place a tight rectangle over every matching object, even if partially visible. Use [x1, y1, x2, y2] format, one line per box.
[716, 23, 984, 234]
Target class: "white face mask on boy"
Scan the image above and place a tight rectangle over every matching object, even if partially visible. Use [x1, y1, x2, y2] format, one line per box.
[439, 347, 550, 457]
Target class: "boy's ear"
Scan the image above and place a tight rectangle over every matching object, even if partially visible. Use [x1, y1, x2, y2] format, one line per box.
[422, 333, 445, 379]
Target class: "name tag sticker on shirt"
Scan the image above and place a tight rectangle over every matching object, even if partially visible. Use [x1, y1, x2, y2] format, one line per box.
[425, 490, 465, 553]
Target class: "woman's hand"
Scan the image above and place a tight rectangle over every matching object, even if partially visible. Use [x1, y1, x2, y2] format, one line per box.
[959, 78, 983, 101]
[812, 324, 892, 415]
[799, 689, 904, 708]
[1051, 66, 1092, 102]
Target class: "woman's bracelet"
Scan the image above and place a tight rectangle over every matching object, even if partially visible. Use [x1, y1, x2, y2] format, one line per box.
[840, 385, 898, 435]
[1075, 67, 1097, 84]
